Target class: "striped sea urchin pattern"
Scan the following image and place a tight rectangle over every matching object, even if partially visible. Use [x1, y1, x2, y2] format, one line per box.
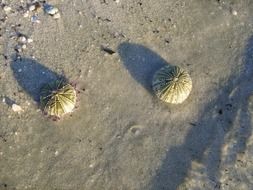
[152, 65, 192, 104]
[40, 81, 76, 118]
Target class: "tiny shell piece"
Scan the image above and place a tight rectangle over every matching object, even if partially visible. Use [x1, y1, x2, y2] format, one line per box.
[29, 2, 41, 12]
[3, 6, 12, 13]
[44, 4, 59, 15]
[23, 11, 29, 18]
[40, 80, 76, 118]
[18, 36, 27, 43]
[27, 38, 33, 43]
[12, 104, 23, 113]
[31, 15, 40, 23]
[53, 12, 61, 19]
[29, 5, 36, 11]
[152, 65, 192, 104]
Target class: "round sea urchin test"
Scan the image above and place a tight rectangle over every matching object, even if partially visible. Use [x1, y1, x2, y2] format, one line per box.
[40, 80, 76, 118]
[152, 65, 192, 104]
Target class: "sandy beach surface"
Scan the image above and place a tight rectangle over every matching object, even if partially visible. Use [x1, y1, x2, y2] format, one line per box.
[1, 0, 253, 189]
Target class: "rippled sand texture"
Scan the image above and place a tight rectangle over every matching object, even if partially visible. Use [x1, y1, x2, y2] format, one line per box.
[1, 0, 253, 189]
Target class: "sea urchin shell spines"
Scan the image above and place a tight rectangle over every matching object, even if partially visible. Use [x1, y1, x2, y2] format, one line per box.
[40, 80, 77, 118]
[152, 65, 192, 104]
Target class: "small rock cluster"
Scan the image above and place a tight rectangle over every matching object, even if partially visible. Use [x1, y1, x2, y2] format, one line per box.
[23, 1, 61, 21]
[0, 0, 61, 113]
[14, 33, 33, 53]
[0, 0, 61, 55]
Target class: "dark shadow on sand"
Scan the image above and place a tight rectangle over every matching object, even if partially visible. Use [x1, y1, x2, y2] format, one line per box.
[150, 36, 253, 190]
[11, 56, 65, 102]
[118, 42, 168, 92]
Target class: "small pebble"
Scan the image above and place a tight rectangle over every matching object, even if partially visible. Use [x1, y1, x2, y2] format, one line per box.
[31, 2, 41, 12]
[55, 151, 59, 156]
[15, 45, 22, 52]
[53, 12, 61, 19]
[18, 69, 22, 72]
[116, 134, 122, 139]
[44, 4, 59, 15]
[23, 11, 29, 18]
[29, 5, 36, 11]
[2, 97, 6, 103]
[31, 15, 40, 23]
[232, 10, 238, 16]
[131, 127, 141, 135]
[89, 164, 94, 168]
[129, 125, 143, 136]
[12, 104, 23, 113]
[18, 36, 27, 43]
[27, 38, 33, 43]
[22, 44, 27, 49]
[3, 6, 12, 13]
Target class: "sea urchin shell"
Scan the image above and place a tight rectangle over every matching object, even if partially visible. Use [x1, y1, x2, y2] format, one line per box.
[152, 65, 192, 104]
[40, 80, 76, 118]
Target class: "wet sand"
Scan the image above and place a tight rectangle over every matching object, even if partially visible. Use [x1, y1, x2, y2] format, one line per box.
[1, 0, 253, 189]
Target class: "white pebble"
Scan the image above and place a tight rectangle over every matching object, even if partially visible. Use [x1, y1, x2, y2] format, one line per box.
[18, 36, 27, 43]
[129, 125, 144, 136]
[2, 97, 6, 103]
[18, 69, 22, 72]
[44, 4, 59, 15]
[89, 164, 94, 168]
[115, 0, 120, 3]
[12, 104, 23, 113]
[232, 10, 238, 16]
[23, 11, 29, 18]
[3, 6, 12, 13]
[55, 151, 59, 156]
[22, 44, 27, 49]
[29, 5, 36, 11]
[27, 38, 33, 43]
[53, 12, 61, 19]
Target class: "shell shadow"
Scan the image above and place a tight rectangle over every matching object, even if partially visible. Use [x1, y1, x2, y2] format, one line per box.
[150, 36, 253, 190]
[10, 56, 66, 102]
[118, 42, 168, 92]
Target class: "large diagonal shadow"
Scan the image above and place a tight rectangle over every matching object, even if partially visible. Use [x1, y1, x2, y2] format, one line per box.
[150, 36, 253, 190]
[11, 56, 65, 102]
[118, 42, 168, 92]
